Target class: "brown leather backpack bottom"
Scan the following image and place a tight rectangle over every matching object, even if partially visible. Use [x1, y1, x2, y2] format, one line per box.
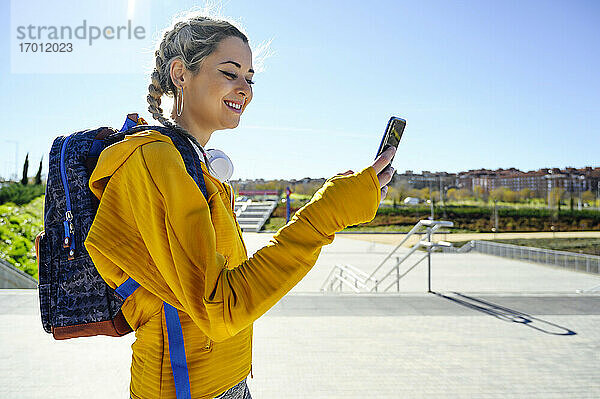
[52, 310, 133, 340]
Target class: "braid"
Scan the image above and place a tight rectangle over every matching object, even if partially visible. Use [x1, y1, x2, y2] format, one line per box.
[146, 69, 170, 126]
[146, 13, 248, 153]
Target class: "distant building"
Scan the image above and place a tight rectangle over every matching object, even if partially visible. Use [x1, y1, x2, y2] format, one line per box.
[394, 171, 459, 191]
[458, 166, 600, 197]
[392, 166, 600, 199]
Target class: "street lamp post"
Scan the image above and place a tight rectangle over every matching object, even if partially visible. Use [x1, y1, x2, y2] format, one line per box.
[578, 175, 584, 211]
[426, 199, 434, 220]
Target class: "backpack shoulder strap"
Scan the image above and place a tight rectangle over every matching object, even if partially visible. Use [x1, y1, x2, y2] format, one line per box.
[122, 122, 209, 199]
[115, 116, 204, 399]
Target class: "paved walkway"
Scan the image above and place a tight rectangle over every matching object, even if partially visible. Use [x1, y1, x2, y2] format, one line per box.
[1, 233, 599, 398]
[243, 233, 600, 294]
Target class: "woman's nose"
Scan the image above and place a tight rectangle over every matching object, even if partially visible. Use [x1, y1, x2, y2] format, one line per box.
[237, 80, 251, 96]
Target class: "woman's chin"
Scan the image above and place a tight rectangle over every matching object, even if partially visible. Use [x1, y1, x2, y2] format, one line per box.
[221, 117, 241, 129]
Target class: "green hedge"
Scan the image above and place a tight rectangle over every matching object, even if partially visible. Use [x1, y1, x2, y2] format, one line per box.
[0, 196, 44, 279]
[0, 183, 45, 205]
[377, 205, 600, 221]
[360, 205, 600, 232]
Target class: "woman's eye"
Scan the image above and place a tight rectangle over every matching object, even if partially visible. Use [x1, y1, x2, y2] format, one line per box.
[220, 70, 237, 80]
[219, 70, 254, 85]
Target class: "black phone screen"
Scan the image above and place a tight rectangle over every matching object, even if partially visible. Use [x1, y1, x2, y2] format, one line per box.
[375, 116, 406, 162]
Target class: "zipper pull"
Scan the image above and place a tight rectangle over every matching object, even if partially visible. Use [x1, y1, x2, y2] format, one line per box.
[63, 211, 73, 248]
[65, 211, 75, 260]
[62, 221, 70, 248]
[250, 364, 253, 379]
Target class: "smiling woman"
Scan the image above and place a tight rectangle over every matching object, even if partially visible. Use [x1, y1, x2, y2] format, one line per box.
[146, 17, 253, 148]
[83, 10, 395, 399]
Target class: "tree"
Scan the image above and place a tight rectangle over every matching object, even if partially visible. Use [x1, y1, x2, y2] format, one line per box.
[35, 157, 43, 185]
[447, 188, 458, 201]
[394, 184, 410, 203]
[519, 188, 533, 202]
[582, 190, 595, 205]
[473, 186, 485, 201]
[502, 189, 518, 203]
[489, 187, 505, 202]
[386, 185, 398, 203]
[549, 187, 565, 209]
[569, 193, 574, 211]
[21, 153, 29, 185]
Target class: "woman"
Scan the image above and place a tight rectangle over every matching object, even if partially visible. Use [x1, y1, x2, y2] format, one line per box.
[84, 13, 395, 399]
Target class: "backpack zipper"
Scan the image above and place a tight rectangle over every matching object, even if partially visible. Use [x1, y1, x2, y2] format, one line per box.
[59, 136, 76, 260]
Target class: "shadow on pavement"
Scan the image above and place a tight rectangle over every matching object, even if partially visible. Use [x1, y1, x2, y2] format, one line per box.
[432, 291, 577, 336]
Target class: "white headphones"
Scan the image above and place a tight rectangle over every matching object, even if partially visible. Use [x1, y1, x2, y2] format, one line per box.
[187, 138, 234, 182]
[205, 148, 234, 182]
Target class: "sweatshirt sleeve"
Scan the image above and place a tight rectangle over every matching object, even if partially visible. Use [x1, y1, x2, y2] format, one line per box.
[85, 141, 380, 341]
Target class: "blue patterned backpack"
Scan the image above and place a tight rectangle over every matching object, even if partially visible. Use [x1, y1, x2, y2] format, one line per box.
[36, 113, 209, 342]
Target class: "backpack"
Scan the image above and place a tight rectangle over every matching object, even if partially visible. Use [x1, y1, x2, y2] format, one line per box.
[36, 113, 205, 398]
[36, 112, 210, 335]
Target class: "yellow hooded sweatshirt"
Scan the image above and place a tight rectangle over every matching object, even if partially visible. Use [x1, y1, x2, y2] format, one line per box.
[84, 130, 381, 398]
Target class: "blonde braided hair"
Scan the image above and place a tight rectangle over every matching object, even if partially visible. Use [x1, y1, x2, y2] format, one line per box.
[146, 14, 248, 145]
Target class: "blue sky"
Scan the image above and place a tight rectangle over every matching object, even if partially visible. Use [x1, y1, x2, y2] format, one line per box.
[1, 0, 598, 180]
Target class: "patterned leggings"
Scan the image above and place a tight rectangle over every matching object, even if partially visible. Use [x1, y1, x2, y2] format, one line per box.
[129, 379, 252, 399]
[213, 379, 252, 399]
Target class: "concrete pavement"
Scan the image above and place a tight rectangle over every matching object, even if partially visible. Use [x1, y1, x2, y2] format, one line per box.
[1, 233, 599, 398]
[242, 233, 600, 294]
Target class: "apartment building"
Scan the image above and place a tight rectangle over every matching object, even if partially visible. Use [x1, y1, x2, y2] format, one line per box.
[461, 166, 599, 197]
[396, 166, 600, 198]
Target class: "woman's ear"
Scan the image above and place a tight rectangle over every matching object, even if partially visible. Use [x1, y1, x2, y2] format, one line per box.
[169, 59, 186, 89]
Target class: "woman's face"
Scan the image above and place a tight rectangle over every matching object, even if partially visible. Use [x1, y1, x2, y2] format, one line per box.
[179, 36, 254, 133]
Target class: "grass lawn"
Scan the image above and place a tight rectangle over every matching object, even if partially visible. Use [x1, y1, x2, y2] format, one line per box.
[262, 217, 287, 232]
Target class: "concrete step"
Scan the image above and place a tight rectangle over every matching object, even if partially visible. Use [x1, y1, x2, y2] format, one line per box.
[264, 292, 600, 317]
[235, 201, 277, 232]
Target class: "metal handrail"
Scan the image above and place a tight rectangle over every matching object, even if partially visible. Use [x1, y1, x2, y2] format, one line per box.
[337, 267, 369, 287]
[320, 264, 370, 292]
[383, 253, 429, 292]
[366, 220, 452, 281]
[371, 241, 426, 290]
[474, 241, 599, 260]
[321, 219, 454, 293]
[470, 240, 600, 274]
[372, 238, 453, 292]
[333, 272, 362, 293]
[580, 283, 600, 293]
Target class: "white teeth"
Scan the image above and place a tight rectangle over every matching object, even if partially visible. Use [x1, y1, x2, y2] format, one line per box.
[225, 101, 241, 110]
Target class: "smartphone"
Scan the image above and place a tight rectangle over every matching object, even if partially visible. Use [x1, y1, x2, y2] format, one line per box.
[375, 116, 406, 164]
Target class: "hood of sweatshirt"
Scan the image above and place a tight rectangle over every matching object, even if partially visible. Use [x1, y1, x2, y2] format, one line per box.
[89, 130, 171, 199]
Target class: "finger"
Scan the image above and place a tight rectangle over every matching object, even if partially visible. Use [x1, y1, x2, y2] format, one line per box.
[372, 146, 396, 175]
[380, 186, 389, 202]
[377, 166, 395, 188]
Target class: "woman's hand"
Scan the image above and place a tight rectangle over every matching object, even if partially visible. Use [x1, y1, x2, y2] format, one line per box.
[337, 146, 396, 200]
[372, 146, 396, 200]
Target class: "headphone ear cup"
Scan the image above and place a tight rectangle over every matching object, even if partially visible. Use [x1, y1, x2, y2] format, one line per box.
[206, 149, 234, 182]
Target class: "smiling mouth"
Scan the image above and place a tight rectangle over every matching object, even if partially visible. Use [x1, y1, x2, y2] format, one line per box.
[224, 100, 243, 113]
